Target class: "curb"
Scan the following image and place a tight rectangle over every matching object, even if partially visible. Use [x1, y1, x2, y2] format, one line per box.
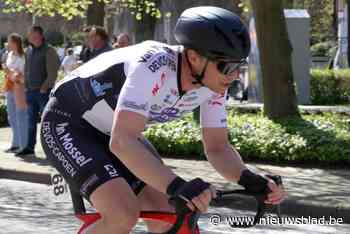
[0, 167, 51, 185]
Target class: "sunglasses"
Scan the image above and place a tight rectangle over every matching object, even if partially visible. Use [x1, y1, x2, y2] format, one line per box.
[216, 59, 247, 76]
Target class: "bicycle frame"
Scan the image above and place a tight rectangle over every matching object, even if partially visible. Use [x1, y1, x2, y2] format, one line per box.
[76, 211, 200, 234]
[72, 188, 200, 234]
[71, 175, 282, 234]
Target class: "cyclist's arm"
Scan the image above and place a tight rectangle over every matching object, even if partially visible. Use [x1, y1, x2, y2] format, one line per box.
[202, 127, 247, 182]
[110, 110, 177, 194]
[200, 92, 247, 182]
[202, 128, 286, 204]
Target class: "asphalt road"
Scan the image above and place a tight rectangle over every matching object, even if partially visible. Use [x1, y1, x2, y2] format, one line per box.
[0, 179, 348, 234]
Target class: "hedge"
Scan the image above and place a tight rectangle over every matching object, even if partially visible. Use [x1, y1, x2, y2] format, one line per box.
[1, 69, 350, 165]
[144, 111, 350, 166]
[310, 41, 336, 57]
[310, 69, 350, 105]
[0, 101, 348, 165]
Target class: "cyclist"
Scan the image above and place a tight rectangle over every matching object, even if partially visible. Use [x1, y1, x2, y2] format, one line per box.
[40, 6, 286, 234]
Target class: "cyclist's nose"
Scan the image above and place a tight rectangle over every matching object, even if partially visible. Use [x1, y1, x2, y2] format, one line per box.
[225, 70, 239, 82]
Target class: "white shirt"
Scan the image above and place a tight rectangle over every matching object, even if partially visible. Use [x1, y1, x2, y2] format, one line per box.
[53, 41, 227, 135]
[6, 51, 25, 74]
[61, 54, 77, 75]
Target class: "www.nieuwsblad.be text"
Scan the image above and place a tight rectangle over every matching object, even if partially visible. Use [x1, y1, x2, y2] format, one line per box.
[209, 214, 344, 226]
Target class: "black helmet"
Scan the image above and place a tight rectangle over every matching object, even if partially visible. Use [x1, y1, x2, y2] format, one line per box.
[174, 6, 251, 61]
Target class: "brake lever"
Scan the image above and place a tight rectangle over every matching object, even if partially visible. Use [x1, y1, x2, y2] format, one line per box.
[167, 196, 199, 234]
[214, 175, 283, 228]
[254, 175, 283, 225]
[188, 212, 201, 233]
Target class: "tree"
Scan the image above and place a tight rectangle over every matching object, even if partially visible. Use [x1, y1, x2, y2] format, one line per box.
[116, 0, 161, 42]
[86, 0, 105, 26]
[283, 0, 295, 8]
[2, 0, 161, 25]
[2, 0, 94, 20]
[251, 0, 300, 119]
[305, 0, 335, 44]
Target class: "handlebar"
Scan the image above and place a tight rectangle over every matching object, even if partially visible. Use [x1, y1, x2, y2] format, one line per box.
[164, 175, 283, 233]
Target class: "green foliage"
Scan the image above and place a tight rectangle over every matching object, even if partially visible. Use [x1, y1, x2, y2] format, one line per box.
[68, 32, 86, 46]
[2, 0, 160, 21]
[0, 71, 4, 91]
[2, 0, 102, 20]
[296, 0, 335, 45]
[118, 0, 161, 21]
[310, 69, 350, 105]
[45, 31, 64, 47]
[310, 41, 336, 57]
[144, 111, 350, 165]
[144, 115, 203, 157]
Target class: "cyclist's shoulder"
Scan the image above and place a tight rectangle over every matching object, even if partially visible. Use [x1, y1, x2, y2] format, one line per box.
[127, 40, 180, 75]
[135, 40, 180, 64]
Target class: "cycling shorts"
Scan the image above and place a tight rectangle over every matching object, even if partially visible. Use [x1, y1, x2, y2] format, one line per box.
[40, 97, 145, 201]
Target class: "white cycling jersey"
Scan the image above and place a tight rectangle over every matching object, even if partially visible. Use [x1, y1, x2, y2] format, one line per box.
[52, 40, 227, 135]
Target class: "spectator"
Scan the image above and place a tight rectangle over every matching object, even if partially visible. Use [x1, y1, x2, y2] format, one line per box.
[112, 33, 131, 49]
[2, 33, 27, 153]
[79, 26, 92, 63]
[0, 42, 9, 68]
[56, 47, 66, 62]
[15, 26, 60, 157]
[87, 26, 112, 60]
[111, 34, 118, 45]
[61, 48, 77, 75]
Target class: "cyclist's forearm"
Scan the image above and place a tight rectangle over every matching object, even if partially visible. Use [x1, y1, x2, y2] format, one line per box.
[110, 134, 177, 194]
[206, 144, 247, 182]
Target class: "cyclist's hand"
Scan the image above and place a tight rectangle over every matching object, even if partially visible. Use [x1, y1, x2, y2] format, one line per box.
[167, 177, 216, 213]
[187, 184, 216, 212]
[265, 178, 287, 205]
[238, 169, 286, 204]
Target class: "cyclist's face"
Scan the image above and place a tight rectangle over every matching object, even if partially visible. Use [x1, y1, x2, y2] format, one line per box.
[203, 60, 241, 94]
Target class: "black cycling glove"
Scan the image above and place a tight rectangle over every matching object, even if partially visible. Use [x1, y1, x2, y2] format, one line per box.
[166, 177, 211, 213]
[237, 169, 271, 194]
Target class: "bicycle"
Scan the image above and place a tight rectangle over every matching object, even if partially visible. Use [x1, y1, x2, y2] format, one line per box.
[59, 175, 283, 234]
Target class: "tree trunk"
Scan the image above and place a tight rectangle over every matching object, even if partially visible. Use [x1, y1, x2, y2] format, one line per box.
[134, 13, 157, 42]
[86, 0, 105, 26]
[333, 0, 338, 34]
[251, 0, 300, 119]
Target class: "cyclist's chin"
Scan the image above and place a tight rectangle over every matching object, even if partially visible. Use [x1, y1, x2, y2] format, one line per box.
[208, 84, 228, 95]
[208, 86, 228, 94]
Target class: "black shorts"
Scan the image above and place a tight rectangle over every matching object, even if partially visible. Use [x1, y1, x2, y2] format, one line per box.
[40, 98, 145, 201]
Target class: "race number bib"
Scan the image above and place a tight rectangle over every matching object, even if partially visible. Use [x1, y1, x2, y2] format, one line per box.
[50, 169, 70, 200]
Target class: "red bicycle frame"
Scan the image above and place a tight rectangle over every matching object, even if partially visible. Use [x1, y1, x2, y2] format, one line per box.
[71, 176, 282, 233]
[76, 211, 200, 234]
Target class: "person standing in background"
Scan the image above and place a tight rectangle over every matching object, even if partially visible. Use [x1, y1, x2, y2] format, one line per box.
[15, 26, 60, 157]
[112, 33, 131, 49]
[79, 26, 92, 64]
[0, 42, 9, 69]
[2, 33, 27, 153]
[86, 26, 112, 60]
[61, 48, 77, 75]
